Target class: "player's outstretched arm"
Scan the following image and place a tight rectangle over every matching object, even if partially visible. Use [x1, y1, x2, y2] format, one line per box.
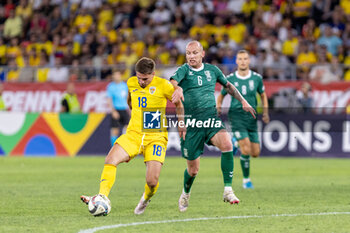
[224, 82, 256, 119]
[170, 79, 184, 104]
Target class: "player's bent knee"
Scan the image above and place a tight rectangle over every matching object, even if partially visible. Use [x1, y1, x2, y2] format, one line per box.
[221, 141, 233, 152]
[146, 178, 159, 188]
[188, 167, 199, 177]
[251, 152, 260, 157]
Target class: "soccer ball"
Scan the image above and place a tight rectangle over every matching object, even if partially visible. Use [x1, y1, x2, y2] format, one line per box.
[88, 194, 111, 216]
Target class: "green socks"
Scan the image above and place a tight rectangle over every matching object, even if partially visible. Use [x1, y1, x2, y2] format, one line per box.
[240, 154, 250, 178]
[221, 151, 234, 187]
[183, 168, 196, 193]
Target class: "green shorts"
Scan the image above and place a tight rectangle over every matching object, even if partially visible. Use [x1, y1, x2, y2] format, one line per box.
[232, 126, 260, 143]
[181, 117, 225, 160]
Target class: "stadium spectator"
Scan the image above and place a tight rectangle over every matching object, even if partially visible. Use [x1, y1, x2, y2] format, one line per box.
[100, 58, 112, 80]
[218, 33, 238, 51]
[81, 58, 97, 81]
[301, 18, 320, 42]
[18, 56, 35, 82]
[317, 24, 343, 56]
[92, 45, 105, 68]
[242, 0, 257, 21]
[189, 16, 210, 41]
[4, 0, 15, 18]
[0, 38, 6, 65]
[174, 31, 192, 55]
[194, 0, 214, 15]
[36, 55, 49, 82]
[0, 82, 6, 111]
[311, 0, 328, 23]
[293, 0, 312, 33]
[60, 0, 71, 21]
[222, 48, 237, 73]
[47, 57, 69, 82]
[81, 0, 102, 11]
[49, 6, 63, 35]
[227, 15, 247, 45]
[211, 16, 226, 42]
[265, 49, 291, 80]
[3, 10, 22, 39]
[133, 17, 150, 41]
[0, 7, 7, 36]
[296, 41, 317, 80]
[262, 4, 282, 30]
[282, 28, 299, 62]
[296, 82, 313, 113]
[16, 0, 32, 21]
[69, 59, 81, 81]
[74, 8, 93, 35]
[227, 0, 244, 14]
[309, 55, 341, 83]
[60, 82, 81, 113]
[150, 1, 172, 35]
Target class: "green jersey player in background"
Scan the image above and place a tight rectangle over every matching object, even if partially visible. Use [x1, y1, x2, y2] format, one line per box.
[217, 50, 270, 189]
[170, 41, 256, 212]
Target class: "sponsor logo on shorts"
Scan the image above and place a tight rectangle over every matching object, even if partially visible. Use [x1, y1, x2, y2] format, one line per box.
[184, 148, 188, 158]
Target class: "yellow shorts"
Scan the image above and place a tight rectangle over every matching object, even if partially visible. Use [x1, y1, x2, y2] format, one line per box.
[115, 131, 168, 163]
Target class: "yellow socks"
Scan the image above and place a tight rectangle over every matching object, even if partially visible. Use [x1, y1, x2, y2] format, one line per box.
[143, 182, 159, 200]
[99, 164, 117, 197]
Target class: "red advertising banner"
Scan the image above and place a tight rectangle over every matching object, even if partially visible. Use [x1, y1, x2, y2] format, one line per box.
[2, 82, 109, 113]
[2, 81, 350, 113]
[263, 81, 350, 113]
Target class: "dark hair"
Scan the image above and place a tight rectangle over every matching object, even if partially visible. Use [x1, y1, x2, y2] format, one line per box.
[135, 57, 155, 74]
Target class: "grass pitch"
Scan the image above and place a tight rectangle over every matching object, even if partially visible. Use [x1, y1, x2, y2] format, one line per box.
[0, 156, 349, 233]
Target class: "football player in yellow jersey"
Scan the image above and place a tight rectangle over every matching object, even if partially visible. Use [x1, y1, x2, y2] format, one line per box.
[81, 57, 184, 215]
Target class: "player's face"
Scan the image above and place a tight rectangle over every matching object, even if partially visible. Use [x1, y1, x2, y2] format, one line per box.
[113, 71, 122, 83]
[136, 71, 154, 88]
[236, 53, 250, 71]
[186, 43, 204, 68]
[67, 83, 75, 94]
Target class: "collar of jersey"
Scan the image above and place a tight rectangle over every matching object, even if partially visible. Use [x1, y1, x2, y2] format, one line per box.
[235, 70, 251, 80]
[188, 63, 204, 72]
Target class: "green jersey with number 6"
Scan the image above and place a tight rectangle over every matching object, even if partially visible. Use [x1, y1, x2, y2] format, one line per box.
[221, 70, 265, 130]
[171, 63, 227, 118]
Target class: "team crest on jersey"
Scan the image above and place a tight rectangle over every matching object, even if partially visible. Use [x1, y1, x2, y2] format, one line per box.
[143, 110, 161, 129]
[249, 80, 255, 90]
[189, 71, 193, 75]
[149, 86, 156, 94]
[234, 82, 239, 87]
[205, 71, 211, 81]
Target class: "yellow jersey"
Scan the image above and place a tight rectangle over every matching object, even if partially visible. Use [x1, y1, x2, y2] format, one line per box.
[126, 76, 174, 138]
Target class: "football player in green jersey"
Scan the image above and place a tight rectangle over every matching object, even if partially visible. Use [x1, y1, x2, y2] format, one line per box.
[217, 50, 270, 189]
[170, 41, 256, 212]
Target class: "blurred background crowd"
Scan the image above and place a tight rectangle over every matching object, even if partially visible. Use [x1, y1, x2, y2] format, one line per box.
[0, 0, 350, 83]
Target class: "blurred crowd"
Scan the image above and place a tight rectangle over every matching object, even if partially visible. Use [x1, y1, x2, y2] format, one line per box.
[0, 0, 350, 83]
